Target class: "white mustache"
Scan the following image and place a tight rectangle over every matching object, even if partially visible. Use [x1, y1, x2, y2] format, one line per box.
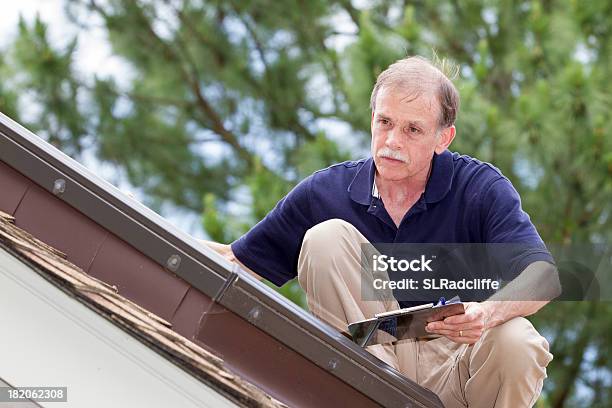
[377, 147, 408, 163]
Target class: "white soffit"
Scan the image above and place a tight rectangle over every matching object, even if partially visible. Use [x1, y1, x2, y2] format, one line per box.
[0, 247, 239, 408]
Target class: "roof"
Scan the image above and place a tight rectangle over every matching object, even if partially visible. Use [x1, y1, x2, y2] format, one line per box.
[0, 210, 285, 407]
[0, 111, 444, 407]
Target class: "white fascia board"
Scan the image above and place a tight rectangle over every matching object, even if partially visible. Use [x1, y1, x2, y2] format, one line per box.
[0, 247, 239, 408]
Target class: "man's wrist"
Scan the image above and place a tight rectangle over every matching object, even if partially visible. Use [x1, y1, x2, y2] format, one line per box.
[480, 301, 498, 329]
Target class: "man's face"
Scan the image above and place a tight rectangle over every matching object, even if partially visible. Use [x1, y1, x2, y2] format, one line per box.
[370, 86, 453, 183]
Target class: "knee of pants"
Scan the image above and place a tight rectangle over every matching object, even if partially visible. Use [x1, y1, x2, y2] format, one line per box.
[474, 317, 553, 377]
[301, 218, 361, 257]
[298, 219, 361, 285]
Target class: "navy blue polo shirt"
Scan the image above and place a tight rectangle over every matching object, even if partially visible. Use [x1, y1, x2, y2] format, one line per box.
[231, 150, 552, 288]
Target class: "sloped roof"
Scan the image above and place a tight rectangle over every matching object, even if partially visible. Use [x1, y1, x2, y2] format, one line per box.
[0, 111, 444, 407]
[0, 210, 285, 408]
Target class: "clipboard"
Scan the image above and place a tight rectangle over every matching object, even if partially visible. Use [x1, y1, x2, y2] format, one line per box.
[347, 297, 465, 347]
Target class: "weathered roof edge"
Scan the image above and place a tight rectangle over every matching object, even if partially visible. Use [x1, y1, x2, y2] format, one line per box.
[0, 210, 286, 408]
[0, 112, 443, 407]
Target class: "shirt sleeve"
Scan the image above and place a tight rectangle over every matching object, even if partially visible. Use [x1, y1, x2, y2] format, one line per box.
[231, 176, 315, 286]
[481, 177, 555, 280]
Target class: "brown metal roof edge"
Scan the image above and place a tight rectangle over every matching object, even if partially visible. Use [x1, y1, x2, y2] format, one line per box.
[0, 112, 444, 407]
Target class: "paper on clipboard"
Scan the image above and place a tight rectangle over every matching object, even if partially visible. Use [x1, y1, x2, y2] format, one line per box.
[347, 296, 465, 347]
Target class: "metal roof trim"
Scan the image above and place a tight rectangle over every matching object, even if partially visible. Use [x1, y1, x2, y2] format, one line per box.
[219, 273, 443, 407]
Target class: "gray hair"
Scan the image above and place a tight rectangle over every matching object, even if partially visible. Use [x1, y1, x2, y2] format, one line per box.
[370, 56, 460, 129]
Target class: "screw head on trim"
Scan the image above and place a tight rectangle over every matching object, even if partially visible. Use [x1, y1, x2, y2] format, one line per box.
[166, 254, 181, 271]
[53, 179, 66, 195]
[327, 358, 338, 371]
[248, 306, 261, 321]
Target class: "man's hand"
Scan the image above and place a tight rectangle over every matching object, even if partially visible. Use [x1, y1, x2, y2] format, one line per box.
[423, 261, 559, 344]
[425, 302, 490, 344]
[202, 240, 235, 263]
[199, 240, 262, 281]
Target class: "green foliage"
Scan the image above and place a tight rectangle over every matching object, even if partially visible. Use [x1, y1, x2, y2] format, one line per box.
[202, 193, 243, 243]
[264, 278, 308, 310]
[8, 15, 85, 154]
[245, 158, 293, 221]
[0, 54, 20, 120]
[293, 131, 352, 178]
[1, 1, 611, 406]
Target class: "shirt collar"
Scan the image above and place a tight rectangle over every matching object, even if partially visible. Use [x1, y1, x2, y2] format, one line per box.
[348, 150, 454, 205]
[348, 157, 376, 205]
[424, 149, 454, 203]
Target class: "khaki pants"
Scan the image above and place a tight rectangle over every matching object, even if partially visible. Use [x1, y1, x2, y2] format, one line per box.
[297, 219, 553, 408]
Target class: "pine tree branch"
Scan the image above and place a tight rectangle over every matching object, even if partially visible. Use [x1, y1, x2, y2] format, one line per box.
[171, 1, 317, 143]
[92, 0, 255, 166]
[232, 7, 270, 72]
[169, 1, 229, 68]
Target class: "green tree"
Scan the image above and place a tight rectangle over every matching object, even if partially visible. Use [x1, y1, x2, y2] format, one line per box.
[0, 1, 610, 405]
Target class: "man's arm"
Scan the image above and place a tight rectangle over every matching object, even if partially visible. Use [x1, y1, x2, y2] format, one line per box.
[199, 240, 263, 281]
[426, 261, 561, 344]
[427, 176, 561, 344]
[482, 260, 561, 326]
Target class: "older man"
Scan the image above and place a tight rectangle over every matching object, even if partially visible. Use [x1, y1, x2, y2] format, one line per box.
[207, 56, 557, 407]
